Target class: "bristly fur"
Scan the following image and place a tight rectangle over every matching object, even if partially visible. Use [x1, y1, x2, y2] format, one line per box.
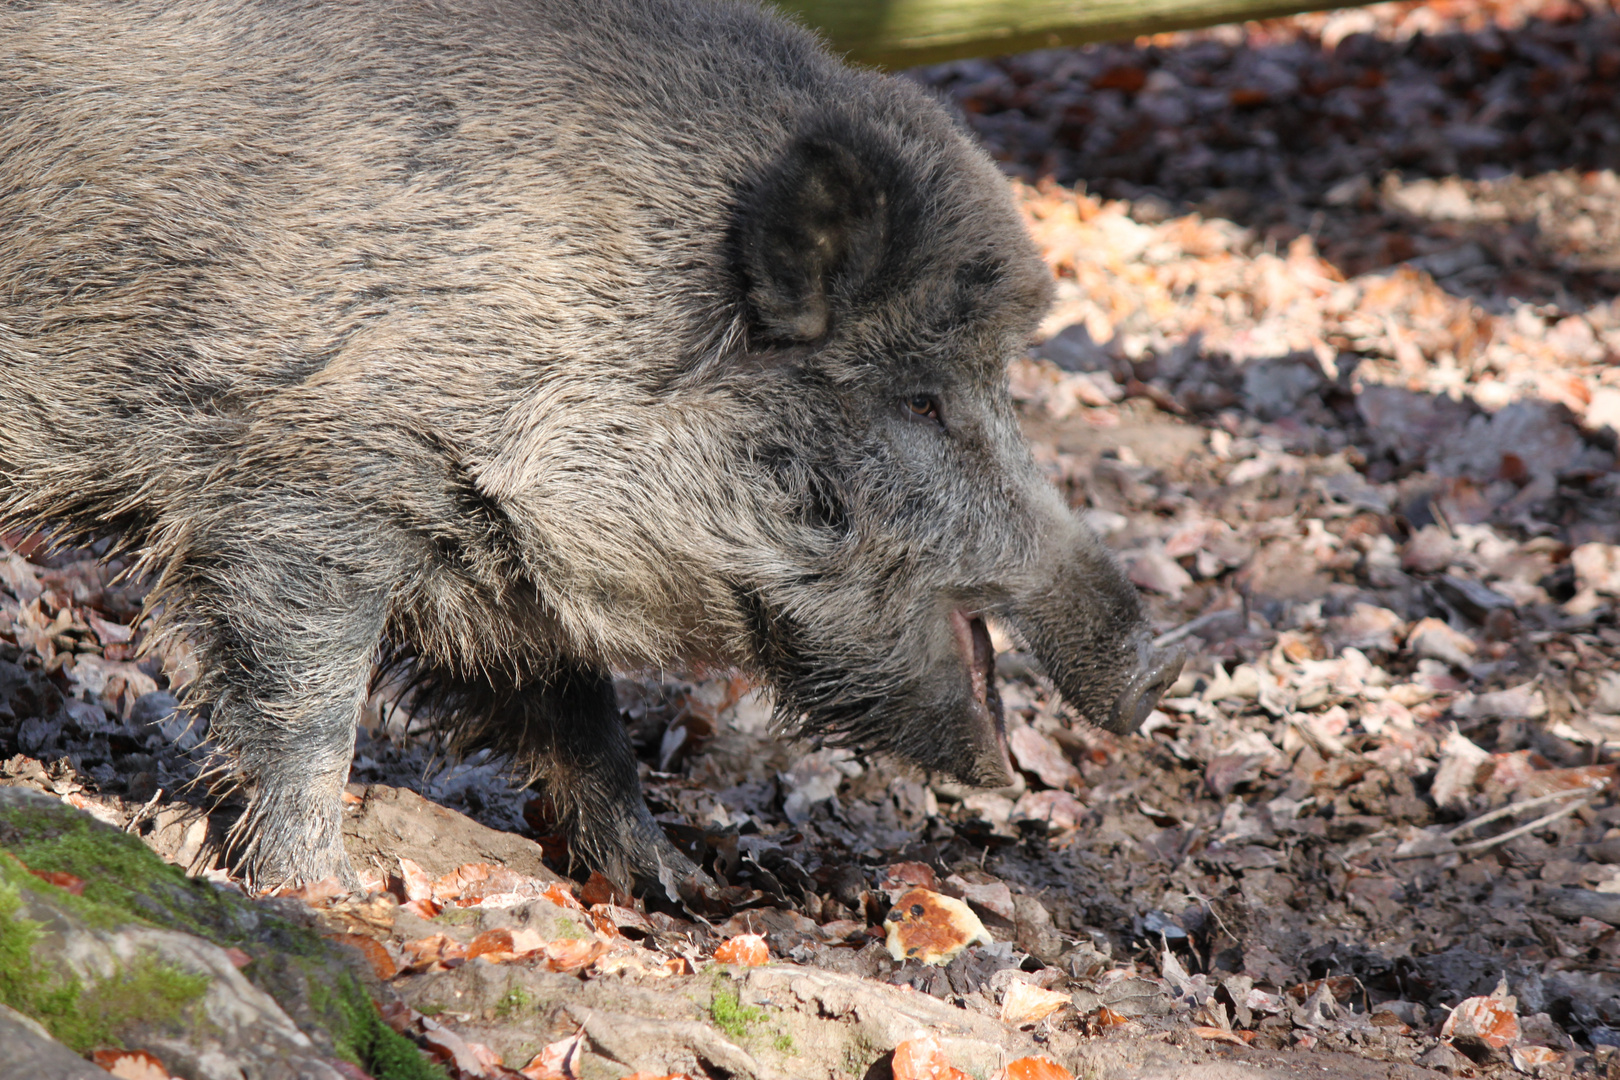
[0, 0, 1172, 893]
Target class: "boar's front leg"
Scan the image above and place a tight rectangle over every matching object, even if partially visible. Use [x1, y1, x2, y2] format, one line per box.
[441, 663, 706, 900]
[166, 522, 393, 892]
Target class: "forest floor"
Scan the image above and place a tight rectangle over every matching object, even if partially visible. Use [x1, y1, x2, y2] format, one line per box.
[3, 0, 1620, 1078]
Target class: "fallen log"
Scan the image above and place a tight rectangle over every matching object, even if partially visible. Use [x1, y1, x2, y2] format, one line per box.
[772, 0, 1373, 67]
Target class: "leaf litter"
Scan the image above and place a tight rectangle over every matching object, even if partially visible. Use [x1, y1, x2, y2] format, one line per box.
[5, 0, 1620, 1076]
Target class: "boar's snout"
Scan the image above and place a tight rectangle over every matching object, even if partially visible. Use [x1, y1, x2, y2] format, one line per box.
[1104, 639, 1186, 735]
[1009, 514, 1185, 738]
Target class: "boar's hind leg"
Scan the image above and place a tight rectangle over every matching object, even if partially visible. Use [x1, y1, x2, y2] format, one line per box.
[170, 532, 392, 893]
[446, 664, 705, 901]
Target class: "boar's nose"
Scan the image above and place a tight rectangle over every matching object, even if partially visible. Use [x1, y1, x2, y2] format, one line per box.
[1105, 643, 1185, 735]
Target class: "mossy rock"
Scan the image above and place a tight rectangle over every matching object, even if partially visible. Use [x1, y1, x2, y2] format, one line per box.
[0, 786, 441, 1080]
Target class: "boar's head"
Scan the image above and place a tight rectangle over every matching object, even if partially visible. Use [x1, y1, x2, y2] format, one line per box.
[712, 103, 1184, 787]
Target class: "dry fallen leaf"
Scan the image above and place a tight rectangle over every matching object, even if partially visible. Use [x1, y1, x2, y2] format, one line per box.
[1441, 990, 1520, 1049]
[1092, 1007, 1129, 1029]
[1511, 1046, 1562, 1070]
[542, 881, 586, 911]
[27, 868, 87, 895]
[891, 1034, 972, 1080]
[271, 875, 346, 906]
[1193, 1026, 1255, 1045]
[396, 857, 435, 902]
[713, 932, 770, 966]
[466, 927, 548, 963]
[324, 931, 399, 980]
[91, 1049, 171, 1080]
[522, 1032, 585, 1080]
[1000, 981, 1071, 1026]
[884, 888, 992, 966]
[400, 932, 467, 973]
[1002, 1058, 1074, 1080]
[402, 897, 443, 919]
[537, 938, 609, 973]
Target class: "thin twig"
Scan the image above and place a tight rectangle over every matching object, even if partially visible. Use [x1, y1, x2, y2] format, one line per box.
[123, 787, 165, 833]
[1452, 795, 1595, 855]
[1154, 608, 1244, 650]
[1443, 786, 1600, 840]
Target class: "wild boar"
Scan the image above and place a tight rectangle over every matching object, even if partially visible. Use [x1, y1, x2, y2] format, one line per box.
[0, 0, 1183, 893]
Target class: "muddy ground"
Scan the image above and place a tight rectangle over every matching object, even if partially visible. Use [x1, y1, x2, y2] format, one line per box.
[3, 1, 1620, 1078]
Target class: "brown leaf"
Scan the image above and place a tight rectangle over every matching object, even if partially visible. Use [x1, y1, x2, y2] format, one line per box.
[1442, 993, 1520, 1050]
[713, 933, 769, 966]
[91, 1049, 172, 1080]
[892, 1034, 972, 1080]
[396, 857, 434, 902]
[1003, 1058, 1074, 1080]
[1001, 981, 1071, 1026]
[521, 1032, 585, 1080]
[1008, 725, 1082, 790]
[272, 876, 346, 907]
[400, 932, 467, 973]
[28, 868, 86, 895]
[325, 932, 399, 980]
[880, 861, 938, 894]
[541, 882, 586, 911]
[580, 871, 630, 907]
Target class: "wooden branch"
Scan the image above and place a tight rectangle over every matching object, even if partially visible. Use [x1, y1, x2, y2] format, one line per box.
[770, 0, 1366, 68]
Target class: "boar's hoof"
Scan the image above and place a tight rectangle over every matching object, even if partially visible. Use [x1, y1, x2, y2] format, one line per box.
[1105, 644, 1186, 735]
[225, 795, 362, 896]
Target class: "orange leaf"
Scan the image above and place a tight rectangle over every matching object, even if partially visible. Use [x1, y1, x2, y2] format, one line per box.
[1442, 993, 1520, 1050]
[28, 868, 86, 896]
[271, 876, 346, 906]
[1004, 1058, 1073, 1080]
[1093, 1007, 1128, 1028]
[892, 1034, 972, 1080]
[402, 897, 443, 919]
[324, 932, 399, 980]
[91, 1049, 171, 1080]
[399, 932, 466, 972]
[580, 871, 630, 907]
[713, 933, 769, 967]
[542, 881, 586, 911]
[522, 1032, 585, 1080]
[397, 857, 434, 902]
[538, 938, 608, 973]
[1192, 1026, 1250, 1046]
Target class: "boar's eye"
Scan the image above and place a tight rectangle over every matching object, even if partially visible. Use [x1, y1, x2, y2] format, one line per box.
[905, 394, 943, 426]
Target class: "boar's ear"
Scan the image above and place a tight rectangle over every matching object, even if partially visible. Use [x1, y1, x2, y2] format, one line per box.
[736, 127, 897, 343]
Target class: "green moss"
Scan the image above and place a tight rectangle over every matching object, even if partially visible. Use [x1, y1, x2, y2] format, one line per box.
[772, 1031, 796, 1054]
[552, 916, 586, 940]
[0, 876, 83, 1040]
[431, 907, 479, 926]
[709, 977, 766, 1041]
[493, 984, 533, 1019]
[0, 804, 326, 958]
[0, 874, 210, 1052]
[321, 972, 448, 1080]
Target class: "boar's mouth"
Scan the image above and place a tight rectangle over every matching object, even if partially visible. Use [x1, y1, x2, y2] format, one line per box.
[949, 609, 1014, 787]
